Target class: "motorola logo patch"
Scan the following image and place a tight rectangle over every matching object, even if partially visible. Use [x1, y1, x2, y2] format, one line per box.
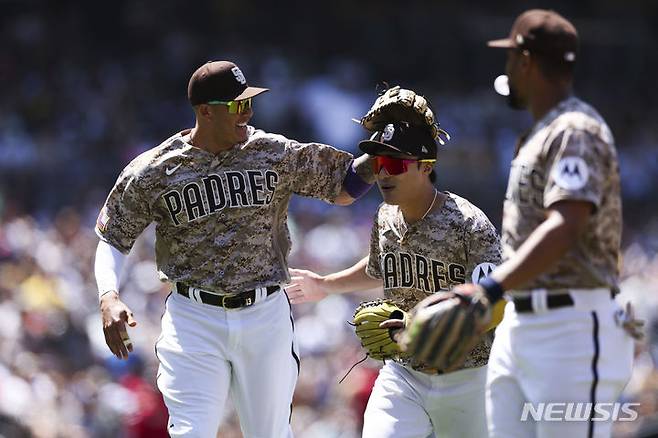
[471, 262, 497, 284]
[553, 157, 589, 190]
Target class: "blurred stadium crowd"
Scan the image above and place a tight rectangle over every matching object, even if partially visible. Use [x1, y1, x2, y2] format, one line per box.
[1, 1, 657, 436]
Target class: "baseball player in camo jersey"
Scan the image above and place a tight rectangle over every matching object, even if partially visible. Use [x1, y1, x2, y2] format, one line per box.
[94, 60, 376, 438]
[449, 10, 637, 437]
[286, 121, 502, 438]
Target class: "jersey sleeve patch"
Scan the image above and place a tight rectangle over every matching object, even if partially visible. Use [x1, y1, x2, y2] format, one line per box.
[471, 262, 497, 284]
[552, 156, 589, 190]
[96, 206, 110, 233]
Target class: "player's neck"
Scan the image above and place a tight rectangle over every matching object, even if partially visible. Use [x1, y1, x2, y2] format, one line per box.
[188, 127, 235, 154]
[529, 82, 572, 121]
[399, 186, 444, 224]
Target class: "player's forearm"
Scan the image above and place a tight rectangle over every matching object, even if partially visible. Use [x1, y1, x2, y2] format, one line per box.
[323, 256, 381, 294]
[491, 210, 583, 291]
[95, 240, 127, 300]
[336, 155, 376, 205]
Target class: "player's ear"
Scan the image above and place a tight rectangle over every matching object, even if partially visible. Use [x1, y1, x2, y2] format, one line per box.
[415, 162, 432, 175]
[417, 161, 432, 174]
[422, 163, 433, 175]
[196, 104, 214, 120]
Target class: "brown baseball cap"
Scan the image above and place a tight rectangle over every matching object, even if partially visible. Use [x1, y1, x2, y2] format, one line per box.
[359, 122, 438, 160]
[488, 9, 578, 62]
[187, 61, 269, 106]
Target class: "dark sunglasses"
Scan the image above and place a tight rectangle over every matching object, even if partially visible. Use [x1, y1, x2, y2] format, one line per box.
[372, 156, 436, 176]
[207, 97, 252, 114]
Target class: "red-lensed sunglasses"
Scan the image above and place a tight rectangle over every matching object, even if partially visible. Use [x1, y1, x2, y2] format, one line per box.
[372, 156, 436, 175]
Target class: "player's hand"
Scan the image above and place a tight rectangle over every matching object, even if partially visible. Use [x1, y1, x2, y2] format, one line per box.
[615, 302, 645, 341]
[286, 268, 328, 304]
[100, 291, 138, 360]
[379, 318, 405, 342]
[451, 282, 483, 297]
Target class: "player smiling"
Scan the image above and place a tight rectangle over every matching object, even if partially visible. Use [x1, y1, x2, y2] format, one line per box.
[94, 60, 375, 437]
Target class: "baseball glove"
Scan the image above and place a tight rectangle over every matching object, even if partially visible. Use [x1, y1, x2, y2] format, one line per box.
[359, 86, 450, 145]
[399, 291, 492, 372]
[352, 299, 408, 361]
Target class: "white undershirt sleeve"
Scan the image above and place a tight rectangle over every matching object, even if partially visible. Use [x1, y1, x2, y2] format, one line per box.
[95, 239, 127, 299]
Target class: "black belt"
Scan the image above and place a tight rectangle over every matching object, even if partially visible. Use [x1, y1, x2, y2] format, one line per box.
[512, 293, 574, 313]
[175, 282, 280, 309]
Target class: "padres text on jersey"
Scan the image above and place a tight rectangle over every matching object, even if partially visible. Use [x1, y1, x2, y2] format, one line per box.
[367, 192, 502, 369]
[161, 169, 280, 225]
[96, 126, 353, 292]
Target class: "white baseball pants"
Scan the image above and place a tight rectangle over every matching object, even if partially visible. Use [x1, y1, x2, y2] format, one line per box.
[487, 289, 634, 438]
[362, 361, 488, 438]
[155, 289, 299, 438]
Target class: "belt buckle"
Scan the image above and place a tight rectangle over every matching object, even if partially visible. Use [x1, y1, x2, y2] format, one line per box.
[221, 293, 237, 309]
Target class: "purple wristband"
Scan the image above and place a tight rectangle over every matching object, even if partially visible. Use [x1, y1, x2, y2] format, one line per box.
[479, 277, 504, 303]
[342, 161, 373, 199]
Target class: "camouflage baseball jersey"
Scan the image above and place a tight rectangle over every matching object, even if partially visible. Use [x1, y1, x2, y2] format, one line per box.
[367, 192, 501, 370]
[96, 126, 353, 292]
[502, 96, 621, 290]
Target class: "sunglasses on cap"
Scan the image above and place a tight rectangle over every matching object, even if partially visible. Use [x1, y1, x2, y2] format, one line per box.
[207, 97, 252, 114]
[372, 156, 436, 176]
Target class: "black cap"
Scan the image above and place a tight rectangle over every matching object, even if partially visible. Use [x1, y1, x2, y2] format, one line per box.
[359, 122, 437, 160]
[187, 61, 269, 106]
[488, 9, 578, 62]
